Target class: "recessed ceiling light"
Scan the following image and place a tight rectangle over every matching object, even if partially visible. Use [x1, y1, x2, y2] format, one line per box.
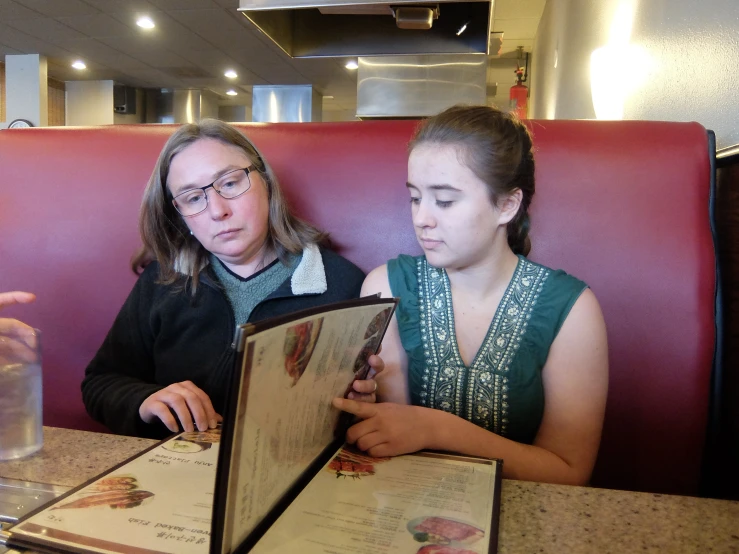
[323, 95, 334, 99]
[224, 70, 238, 79]
[137, 16, 155, 29]
[72, 60, 86, 70]
[226, 89, 238, 96]
[345, 60, 358, 70]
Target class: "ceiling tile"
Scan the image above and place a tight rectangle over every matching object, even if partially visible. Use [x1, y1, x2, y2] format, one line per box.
[177, 48, 266, 85]
[0, 22, 73, 55]
[148, 0, 219, 9]
[96, 36, 193, 68]
[6, 17, 90, 42]
[166, 8, 261, 49]
[14, 0, 100, 17]
[56, 14, 134, 37]
[110, 11, 216, 51]
[54, 37, 148, 69]
[79, 0, 159, 15]
[0, 42, 24, 55]
[0, 0, 44, 20]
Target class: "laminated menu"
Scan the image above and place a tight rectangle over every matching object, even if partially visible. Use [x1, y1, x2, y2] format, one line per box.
[1, 297, 502, 554]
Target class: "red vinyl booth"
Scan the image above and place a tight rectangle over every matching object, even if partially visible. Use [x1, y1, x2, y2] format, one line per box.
[0, 120, 717, 497]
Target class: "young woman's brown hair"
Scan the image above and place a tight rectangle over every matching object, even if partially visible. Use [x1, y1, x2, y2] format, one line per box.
[131, 119, 327, 290]
[409, 105, 535, 255]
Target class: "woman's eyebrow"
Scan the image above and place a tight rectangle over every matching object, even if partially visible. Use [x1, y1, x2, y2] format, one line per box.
[406, 182, 462, 192]
[172, 165, 244, 194]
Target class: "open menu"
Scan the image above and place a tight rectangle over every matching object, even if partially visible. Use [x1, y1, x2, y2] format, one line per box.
[2, 297, 502, 554]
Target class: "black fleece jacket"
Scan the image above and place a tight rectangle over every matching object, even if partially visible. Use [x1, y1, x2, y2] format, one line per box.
[81, 248, 365, 439]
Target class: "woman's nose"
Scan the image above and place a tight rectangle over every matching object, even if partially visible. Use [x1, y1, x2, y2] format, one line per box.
[413, 201, 435, 228]
[206, 189, 231, 219]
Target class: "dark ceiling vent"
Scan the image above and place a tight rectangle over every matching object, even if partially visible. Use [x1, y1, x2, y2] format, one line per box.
[239, 0, 492, 58]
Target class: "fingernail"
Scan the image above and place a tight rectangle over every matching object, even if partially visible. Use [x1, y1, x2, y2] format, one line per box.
[347, 392, 355, 400]
[209, 419, 217, 428]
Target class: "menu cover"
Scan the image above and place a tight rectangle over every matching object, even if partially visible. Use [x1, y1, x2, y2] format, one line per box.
[2, 297, 503, 554]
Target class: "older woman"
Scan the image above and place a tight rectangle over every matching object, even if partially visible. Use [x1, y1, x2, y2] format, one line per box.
[82, 119, 369, 439]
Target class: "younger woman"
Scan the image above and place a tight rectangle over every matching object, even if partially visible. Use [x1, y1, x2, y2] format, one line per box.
[334, 106, 608, 485]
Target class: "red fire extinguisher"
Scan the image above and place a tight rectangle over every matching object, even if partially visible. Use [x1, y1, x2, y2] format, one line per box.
[509, 65, 528, 119]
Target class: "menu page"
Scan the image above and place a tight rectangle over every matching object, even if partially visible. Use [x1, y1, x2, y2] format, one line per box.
[250, 446, 501, 554]
[220, 302, 395, 554]
[10, 429, 221, 554]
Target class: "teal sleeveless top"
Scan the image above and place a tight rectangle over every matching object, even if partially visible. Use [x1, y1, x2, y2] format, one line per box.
[387, 254, 588, 445]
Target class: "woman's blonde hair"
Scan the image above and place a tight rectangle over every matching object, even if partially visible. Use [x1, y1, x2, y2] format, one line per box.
[132, 119, 327, 291]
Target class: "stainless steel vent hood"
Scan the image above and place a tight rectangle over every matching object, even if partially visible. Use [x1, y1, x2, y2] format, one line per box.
[238, 0, 493, 58]
[356, 54, 487, 118]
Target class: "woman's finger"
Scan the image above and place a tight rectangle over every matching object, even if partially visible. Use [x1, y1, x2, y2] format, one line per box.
[179, 381, 220, 428]
[367, 354, 385, 374]
[149, 401, 179, 433]
[355, 430, 386, 453]
[177, 388, 210, 432]
[344, 416, 379, 445]
[0, 292, 36, 311]
[351, 378, 378, 395]
[332, 397, 378, 419]
[347, 392, 376, 403]
[0, 336, 39, 364]
[163, 393, 195, 432]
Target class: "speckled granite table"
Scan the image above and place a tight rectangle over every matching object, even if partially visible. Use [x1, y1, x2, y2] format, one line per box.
[2, 427, 738, 553]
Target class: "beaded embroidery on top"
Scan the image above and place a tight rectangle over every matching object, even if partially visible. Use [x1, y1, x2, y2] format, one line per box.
[417, 256, 549, 436]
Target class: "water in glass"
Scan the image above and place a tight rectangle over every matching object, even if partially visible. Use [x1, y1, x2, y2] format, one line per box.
[0, 362, 43, 460]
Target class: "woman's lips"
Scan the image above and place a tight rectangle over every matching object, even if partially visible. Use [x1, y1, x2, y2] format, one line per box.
[419, 238, 443, 249]
[216, 228, 240, 239]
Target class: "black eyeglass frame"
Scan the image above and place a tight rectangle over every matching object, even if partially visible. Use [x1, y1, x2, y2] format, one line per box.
[171, 165, 257, 217]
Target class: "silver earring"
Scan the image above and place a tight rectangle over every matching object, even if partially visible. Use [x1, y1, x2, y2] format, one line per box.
[189, 230, 193, 235]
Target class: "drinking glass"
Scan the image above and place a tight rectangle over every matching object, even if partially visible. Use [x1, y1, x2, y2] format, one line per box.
[0, 328, 43, 460]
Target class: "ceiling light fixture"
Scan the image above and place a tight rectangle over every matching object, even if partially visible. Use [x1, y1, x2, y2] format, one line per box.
[71, 60, 86, 70]
[345, 60, 358, 70]
[323, 95, 334, 99]
[137, 16, 155, 29]
[456, 21, 469, 36]
[226, 89, 238, 96]
[224, 70, 238, 79]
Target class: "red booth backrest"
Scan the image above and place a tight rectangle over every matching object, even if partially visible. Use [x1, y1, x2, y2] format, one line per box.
[0, 120, 715, 496]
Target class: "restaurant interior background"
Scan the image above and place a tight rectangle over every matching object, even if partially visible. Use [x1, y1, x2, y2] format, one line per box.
[1, 0, 739, 500]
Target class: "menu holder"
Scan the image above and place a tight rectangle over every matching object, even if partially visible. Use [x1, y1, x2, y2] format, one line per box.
[2, 296, 503, 554]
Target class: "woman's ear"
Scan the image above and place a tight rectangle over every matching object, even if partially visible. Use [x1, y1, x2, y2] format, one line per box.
[497, 189, 523, 225]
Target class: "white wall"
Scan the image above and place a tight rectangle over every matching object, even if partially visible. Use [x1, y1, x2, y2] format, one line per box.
[530, 0, 739, 149]
[66, 80, 114, 126]
[5, 54, 48, 127]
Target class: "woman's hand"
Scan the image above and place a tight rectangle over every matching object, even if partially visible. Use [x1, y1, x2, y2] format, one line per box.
[0, 291, 39, 365]
[331, 398, 433, 457]
[345, 354, 385, 402]
[346, 354, 385, 403]
[139, 380, 222, 433]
